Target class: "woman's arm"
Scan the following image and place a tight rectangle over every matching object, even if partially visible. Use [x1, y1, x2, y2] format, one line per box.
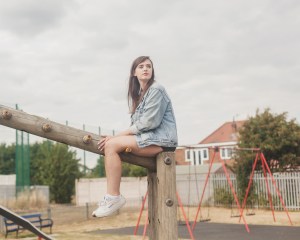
[129, 88, 168, 135]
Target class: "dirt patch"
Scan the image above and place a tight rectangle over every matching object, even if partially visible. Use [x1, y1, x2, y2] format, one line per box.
[50, 205, 300, 239]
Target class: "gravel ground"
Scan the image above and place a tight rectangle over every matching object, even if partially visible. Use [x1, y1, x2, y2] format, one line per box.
[1, 205, 299, 240]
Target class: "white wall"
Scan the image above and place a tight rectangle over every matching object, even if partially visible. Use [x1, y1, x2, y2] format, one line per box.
[0, 174, 16, 185]
[75, 177, 148, 206]
[75, 165, 222, 207]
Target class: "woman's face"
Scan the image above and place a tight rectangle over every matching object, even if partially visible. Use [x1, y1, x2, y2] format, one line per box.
[134, 59, 153, 83]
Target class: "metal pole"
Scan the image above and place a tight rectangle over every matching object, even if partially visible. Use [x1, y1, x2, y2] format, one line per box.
[86, 202, 89, 220]
[83, 124, 86, 175]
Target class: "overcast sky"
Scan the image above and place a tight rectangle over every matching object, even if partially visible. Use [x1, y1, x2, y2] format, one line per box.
[1, 0, 300, 166]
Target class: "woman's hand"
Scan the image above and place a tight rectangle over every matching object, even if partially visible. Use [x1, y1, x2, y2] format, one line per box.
[97, 129, 133, 152]
[97, 136, 113, 152]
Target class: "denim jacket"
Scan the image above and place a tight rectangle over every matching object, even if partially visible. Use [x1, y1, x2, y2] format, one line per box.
[129, 81, 178, 148]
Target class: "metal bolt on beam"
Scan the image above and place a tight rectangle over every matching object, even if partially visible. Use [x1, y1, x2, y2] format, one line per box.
[165, 198, 174, 207]
[164, 157, 172, 165]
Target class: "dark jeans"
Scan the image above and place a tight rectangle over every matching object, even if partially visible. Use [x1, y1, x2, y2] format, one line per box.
[161, 147, 176, 152]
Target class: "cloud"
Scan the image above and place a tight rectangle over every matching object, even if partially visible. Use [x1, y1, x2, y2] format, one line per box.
[1, 0, 300, 155]
[0, 0, 75, 37]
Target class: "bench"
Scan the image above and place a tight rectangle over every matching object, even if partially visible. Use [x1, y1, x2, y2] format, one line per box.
[4, 213, 53, 238]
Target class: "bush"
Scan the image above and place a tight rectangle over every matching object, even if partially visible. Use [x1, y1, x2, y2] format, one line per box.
[213, 187, 234, 206]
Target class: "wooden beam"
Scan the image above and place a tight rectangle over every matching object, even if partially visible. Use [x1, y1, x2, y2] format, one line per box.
[0, 105, 156, 171]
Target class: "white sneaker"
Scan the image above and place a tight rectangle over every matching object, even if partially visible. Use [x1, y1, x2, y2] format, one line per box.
[92, 195, 126, 218]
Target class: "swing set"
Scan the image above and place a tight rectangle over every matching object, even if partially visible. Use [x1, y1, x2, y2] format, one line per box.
[191, 146, 293, 233]
[134, 146, 294, 239]
[238, 149, 293, 225]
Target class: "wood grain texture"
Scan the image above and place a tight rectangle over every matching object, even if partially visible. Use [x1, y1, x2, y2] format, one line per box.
[148, 152, 178, 240]
[0, 105, 156, 171]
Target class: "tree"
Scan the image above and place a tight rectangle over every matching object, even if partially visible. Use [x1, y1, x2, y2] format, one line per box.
[31, 141, 82, 203]
[89, 155, 106, 178]
[234, 108, 300, 200]
[121, 162, 147, 177]
[30, 141, 53, 185]
[127, 164, 147, 177]
[89, 157, 147, 178]
[0, 143, 15, 174]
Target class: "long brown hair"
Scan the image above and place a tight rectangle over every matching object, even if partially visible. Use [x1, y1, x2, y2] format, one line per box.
[127, 56, 155, 113]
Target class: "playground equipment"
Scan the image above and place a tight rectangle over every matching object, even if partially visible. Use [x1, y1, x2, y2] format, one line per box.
[0, 205, 53, 240]
[239, 149, 293, 225]
[192, 147, 250, 232]
[192, 147, 293, 233]
[0, 104, 178, 240]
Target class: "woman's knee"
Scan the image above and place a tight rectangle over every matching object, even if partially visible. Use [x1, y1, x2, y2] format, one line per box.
[106, 136, 137, 154]
[104, 139, 118, 155]
[104, 137, 127, 155]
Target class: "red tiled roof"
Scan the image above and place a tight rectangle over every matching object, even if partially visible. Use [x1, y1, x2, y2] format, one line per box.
[199, 120, 246, 144]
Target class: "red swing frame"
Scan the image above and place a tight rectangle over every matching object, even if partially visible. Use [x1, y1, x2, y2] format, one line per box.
[192, 147, 293, 233]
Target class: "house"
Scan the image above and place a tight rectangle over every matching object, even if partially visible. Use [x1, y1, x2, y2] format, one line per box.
[175, 120, 246, 166]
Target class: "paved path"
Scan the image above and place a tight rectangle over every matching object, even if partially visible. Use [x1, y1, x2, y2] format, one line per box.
[95, 222, 300, 240]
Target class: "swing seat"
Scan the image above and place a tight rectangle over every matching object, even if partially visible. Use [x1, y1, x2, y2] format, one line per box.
[178, 220, 188, 226]
[199, 217, 211, 222]
[246, 210, 255, 216]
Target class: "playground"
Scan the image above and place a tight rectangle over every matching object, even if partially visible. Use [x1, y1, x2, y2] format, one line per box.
[1, 105, 300, 240]
[2, 204, 299, 239]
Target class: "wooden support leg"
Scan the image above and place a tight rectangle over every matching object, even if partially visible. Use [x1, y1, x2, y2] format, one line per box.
[148, 152, 178, 240]
[148, 169, 157, 239]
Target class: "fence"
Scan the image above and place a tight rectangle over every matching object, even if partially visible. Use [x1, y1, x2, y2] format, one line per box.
[211, 172, 300, 210]
[76, 172, 300, 211]
[177, 173, 214, 207]
[254, 172, 300, 210]
[211, 173, 237, 207]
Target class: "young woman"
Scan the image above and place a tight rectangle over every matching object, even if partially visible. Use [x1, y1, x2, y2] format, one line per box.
[92, 56, 178, 218]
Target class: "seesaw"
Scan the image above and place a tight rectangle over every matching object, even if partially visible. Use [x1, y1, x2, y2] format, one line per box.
[0, 104, 177, 240]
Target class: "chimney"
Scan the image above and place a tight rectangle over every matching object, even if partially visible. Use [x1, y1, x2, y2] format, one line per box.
[232, 118, 237, 132]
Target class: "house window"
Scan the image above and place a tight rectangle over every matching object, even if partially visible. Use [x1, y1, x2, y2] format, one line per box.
[228, 148, 233, 157]
[198, 151, 202, 165]
[185, 148, 209, 165]
[202, 149, 208, 160]
[221, 148, 226, 158]
[191, 151, 197, 165]
[186, 150, 190, 160]
[185, 149, 194, 163]
[196, 149, 208, 165]
[220, 147, 234, 160]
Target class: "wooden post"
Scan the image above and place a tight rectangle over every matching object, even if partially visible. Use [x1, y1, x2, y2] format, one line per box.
[148, 152, 178, 240]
